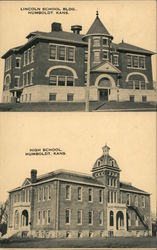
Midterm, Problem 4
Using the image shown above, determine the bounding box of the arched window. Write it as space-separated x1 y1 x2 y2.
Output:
126 72 148 90
97 160 101 167
4 74 11 90
116 211 124 230
110 211 114 226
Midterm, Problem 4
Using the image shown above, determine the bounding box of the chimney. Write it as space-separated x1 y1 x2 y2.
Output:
51 22 62 32
71 25 82 34
31 169 37 183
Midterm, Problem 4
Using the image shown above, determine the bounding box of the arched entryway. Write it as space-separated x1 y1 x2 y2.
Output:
116 211 124 230
21 210 29 227
95 74 116 101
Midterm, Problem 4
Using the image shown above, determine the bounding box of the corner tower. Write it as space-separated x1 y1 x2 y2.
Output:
84 11 114 66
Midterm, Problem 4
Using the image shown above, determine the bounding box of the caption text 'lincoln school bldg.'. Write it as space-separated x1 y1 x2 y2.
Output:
2 12 157 104
6 145 151 239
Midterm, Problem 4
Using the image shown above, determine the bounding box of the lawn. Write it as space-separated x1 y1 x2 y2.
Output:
0 236 156 248
0 101 156 112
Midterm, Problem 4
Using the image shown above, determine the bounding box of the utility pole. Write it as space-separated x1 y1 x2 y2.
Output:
85 37 91 112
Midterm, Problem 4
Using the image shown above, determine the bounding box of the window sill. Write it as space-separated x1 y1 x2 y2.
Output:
127 67 146 70
48 59 75 63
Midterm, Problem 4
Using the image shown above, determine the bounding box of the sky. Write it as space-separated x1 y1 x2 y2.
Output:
0 112 156 214
0 0 156 100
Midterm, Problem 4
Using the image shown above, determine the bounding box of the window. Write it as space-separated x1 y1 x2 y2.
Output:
114 192 117 203
49 44 75 62
77 210 82 224
29 93 31 101
128 80 134 89
59 46 66 60
48 186 51 200
141 81 146 90
31 46 35 62
42 210 47 225
49 93 56 101
50 45 57 60
65 209 70 224
78 187 82 201
67 76 74 86
58 76 65 86
67 47 74 61
129 95 135 102
38 188 41 201
47 210 51 224
43 186 47 200
135 80 140 89
30 70 34 84
102 38 108 46
99 211 103 225
93 37 100 47
127 55 132 67
85 74 87 83
14 77 20 87
65 185 71 200
139 57 145 68
133 56 138 68
127 194 130 205
5 56 12 71
88 211 93 225
142 196 145 208
111 191 113 203
49 75 57 85
99 190 103 203
113 55 118 66
142 96 147 102
135 214 138 226
102 50 108 60
128 212 131 226
97 160 101 167
93 51 100 62
25 94 27 102
67 93 74 101
85 51 88 62
110 211 114 226
15 58 21 68
88 188 93 202
37 210 41 225
135 195 138 207
127 54 146 69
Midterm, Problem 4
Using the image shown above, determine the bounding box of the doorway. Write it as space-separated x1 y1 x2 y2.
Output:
99 89 110 101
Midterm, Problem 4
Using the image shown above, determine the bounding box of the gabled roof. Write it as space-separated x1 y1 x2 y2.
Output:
1 45 23 59
91 61 121 74
86 13 112 37
118 41 154 55
120 182 149 195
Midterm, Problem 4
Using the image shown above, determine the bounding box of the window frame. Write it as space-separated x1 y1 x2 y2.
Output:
88 188 93 202
88 210 93 225
65 209 71 224
65 185 71 200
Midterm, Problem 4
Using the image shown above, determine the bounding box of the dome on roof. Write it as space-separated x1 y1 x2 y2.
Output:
92 144 119 172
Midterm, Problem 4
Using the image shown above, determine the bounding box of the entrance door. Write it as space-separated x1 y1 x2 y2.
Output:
99 89 109 101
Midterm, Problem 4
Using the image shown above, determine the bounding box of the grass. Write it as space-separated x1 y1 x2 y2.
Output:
0 101 156 112
0 236 156 248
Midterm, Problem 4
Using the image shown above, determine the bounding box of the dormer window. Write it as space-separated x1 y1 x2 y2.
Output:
97 160 101 167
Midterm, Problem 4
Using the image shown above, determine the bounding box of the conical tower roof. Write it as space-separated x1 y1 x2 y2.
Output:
85 11 112 38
